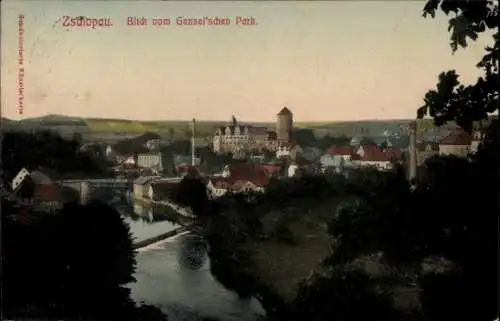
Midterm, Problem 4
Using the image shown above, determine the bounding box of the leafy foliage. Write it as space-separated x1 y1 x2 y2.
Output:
418 0 499 132
2 130 107 183
294 128 351 150
1 199 168 321
294 267 401 321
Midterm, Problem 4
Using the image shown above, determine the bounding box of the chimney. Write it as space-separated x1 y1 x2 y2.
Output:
408 121 417 182
191 118 196 166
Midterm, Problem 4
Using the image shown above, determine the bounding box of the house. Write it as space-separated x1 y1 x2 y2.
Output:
11 167 31 192
438 129 472 157
259 164 281 177
276 142 302 159
320 154 351 173
33 183 64 212
207 163 271 198
117 154 137 166
147 181 178 201
145 139 161 150
137 149 176 175
351 147 404 171
9 168 64 212
325 146 355 161
416 142 439 165
207 178 232 198
470 129 486 154
105 145 115 159
132 176 161 199
354 144 379 158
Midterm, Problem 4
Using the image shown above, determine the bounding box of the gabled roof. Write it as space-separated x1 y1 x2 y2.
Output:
439 129 472 146
277 107 292 116
326 146 354 156
149 181 178 198
353 147 404 162
215 163 271 188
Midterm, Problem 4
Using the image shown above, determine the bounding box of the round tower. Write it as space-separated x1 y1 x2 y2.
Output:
276 107 293 141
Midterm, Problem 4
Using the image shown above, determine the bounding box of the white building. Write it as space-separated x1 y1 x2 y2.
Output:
132 176 161 199
276 143 302 159
137 151 175 175
438 129 472 157
145 139 161 150
470 130 485 154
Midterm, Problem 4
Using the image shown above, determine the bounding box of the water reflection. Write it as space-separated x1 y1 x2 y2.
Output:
131 234 265 321
88 188 265 320
178 234 207 271
120 200 180 243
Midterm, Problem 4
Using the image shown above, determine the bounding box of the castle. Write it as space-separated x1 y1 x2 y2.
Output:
212 107 293 154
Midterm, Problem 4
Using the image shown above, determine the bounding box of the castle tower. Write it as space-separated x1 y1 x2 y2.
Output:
276 107 293 141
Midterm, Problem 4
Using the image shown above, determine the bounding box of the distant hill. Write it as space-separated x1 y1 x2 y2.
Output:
1 114 495 142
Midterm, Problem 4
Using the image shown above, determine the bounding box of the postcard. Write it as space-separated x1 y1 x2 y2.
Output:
1 1 496 321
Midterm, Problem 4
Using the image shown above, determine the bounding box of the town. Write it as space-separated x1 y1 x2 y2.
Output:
3 106 487 213
2 1 498 321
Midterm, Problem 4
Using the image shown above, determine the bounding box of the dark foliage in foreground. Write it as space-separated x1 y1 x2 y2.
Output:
1 130 108 183
1 200 168 321
418 0 498 132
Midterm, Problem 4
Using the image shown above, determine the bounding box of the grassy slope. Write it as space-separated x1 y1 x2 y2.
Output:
1 114 454 139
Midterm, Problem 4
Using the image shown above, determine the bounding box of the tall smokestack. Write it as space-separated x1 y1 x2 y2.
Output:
191 118 196 166
408 121 417 182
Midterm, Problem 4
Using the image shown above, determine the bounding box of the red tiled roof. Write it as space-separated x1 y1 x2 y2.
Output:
210 177 232 189
326 146 354 156
34 184 61 202
277 107 292 116
260 164 281 175
439 129 472 145
356 147 404 162
213 164 270 189
230 180 254 192
358 145 379 154
228 164 270 187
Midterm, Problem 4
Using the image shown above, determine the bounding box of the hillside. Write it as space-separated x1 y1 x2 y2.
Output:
2 114 488 142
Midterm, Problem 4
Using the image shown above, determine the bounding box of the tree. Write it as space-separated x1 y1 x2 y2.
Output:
294 128 317 147
313 3 500 320
1 131 106 184
418 0 499 132
174 174 209 217
294 267 401 321
1 199 168 321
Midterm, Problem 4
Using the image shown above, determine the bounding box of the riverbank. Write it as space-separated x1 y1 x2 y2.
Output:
132 226 188 250
132 195 195 219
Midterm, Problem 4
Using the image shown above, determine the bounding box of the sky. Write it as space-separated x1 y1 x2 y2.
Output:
0 0 494 122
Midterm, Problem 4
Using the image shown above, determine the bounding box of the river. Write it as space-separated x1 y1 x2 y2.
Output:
109 195 265 321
